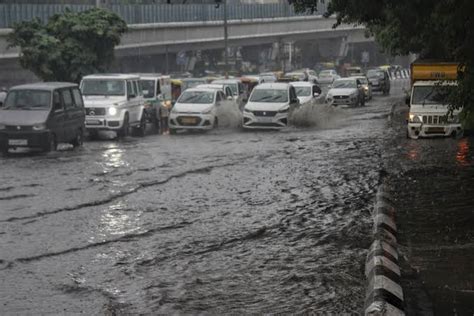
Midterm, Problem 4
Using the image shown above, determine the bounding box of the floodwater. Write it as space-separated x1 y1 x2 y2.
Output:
383 102 474 315
1 91 403 314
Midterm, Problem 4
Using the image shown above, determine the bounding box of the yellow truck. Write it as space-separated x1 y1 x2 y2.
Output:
406 61 463 139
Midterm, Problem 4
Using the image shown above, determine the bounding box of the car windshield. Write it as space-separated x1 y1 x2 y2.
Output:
319 71 333 76
178 90 214 104
412 85 454 105
357 78 368 84
3 90 51 110
333 80 356 89
81 79 125 96
183 80 206 91
249 89 288 102
295 86 312 96
140 80 156 98
367 70 384 78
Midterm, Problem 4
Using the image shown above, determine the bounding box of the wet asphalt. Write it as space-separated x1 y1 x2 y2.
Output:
1 90 404 314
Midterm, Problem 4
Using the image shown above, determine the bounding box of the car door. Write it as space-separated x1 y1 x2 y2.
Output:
71 87 86 138
134 80 144 123
50 90 65 142
126 80 139 124
60 88 76 141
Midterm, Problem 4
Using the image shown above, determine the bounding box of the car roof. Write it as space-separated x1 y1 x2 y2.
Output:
82 73 140 80
335 78 356 82
195 84 225 90
10 82 78 91
212 79 240 84
290 81 313 87
349 75 367 79
254 82 290 90
184 88 217 93
138 73 170 80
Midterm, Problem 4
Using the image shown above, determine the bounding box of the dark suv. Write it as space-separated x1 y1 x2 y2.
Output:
367 68 390 95
0 82 85 154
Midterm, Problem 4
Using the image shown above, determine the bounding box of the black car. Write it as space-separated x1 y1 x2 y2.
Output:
367 68 391 95
0 82 85 154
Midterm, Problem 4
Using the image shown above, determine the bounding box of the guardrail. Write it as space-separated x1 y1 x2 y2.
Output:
0 2 328 28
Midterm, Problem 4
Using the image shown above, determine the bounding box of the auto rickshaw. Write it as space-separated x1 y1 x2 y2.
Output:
241 76 263 102
171 79 182 104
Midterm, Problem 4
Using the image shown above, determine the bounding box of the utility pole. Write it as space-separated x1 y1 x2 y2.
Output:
223 0 229 78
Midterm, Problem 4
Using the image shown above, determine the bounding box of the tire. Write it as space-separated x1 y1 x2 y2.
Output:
360 96 365 107
117 114 129 138
71 128 84 148
88 129 98 140
43 134 57 153
213 117 218 129
1 146 8 156
132 113 146 137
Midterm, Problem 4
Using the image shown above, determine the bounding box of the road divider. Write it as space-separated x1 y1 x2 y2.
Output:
364 183 405 315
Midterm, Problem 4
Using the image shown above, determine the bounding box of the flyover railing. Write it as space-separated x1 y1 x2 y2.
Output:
0 2 329 28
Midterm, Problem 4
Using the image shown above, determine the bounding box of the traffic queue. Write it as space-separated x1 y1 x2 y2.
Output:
0 66 396 155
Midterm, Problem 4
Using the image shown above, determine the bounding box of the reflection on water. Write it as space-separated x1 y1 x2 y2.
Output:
406 143 420 161
101 144 129 170
456 138 470 166
98 202 142 237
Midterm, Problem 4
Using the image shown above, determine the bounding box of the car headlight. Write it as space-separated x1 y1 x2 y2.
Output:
364 86 369 92
408 113 422 123
278 107 289 113
32 123 47 131
448 114 460 124
108 107 118 116
243 108 252 113
201 108 212 115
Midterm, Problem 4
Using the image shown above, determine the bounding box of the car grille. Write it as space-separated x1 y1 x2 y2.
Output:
5 125 33 131
252 111 277 117
86 107 106 116
422 115 446 125
334 95 349 99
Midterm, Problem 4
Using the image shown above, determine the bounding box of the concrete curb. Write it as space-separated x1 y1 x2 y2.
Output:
364 183 405 315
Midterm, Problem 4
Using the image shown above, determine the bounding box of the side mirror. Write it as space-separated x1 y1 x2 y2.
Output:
158 94 164 101
405 96 411 107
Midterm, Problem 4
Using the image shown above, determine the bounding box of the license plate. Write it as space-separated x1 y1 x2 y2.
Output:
427 127 445 133
9 139 27 146
86 120 102 125
257 116 274 123
181 117 197 124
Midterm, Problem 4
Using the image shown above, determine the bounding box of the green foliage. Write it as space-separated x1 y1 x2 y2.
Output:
7 8 127 83
291 0 474 126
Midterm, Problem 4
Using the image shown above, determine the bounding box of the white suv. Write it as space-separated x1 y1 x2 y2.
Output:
243 83 300 129
80 74 146 138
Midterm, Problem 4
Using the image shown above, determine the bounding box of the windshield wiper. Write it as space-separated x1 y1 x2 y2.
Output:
422 87 436 107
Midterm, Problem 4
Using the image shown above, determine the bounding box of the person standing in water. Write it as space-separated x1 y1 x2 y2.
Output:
159 100 171 134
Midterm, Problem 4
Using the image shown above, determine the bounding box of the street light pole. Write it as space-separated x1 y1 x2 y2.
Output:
223 0 229 78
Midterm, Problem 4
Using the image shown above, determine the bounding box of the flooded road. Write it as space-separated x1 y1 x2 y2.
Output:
1 93 401 314
384 103 474 315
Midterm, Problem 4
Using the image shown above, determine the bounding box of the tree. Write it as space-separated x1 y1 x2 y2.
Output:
7 8 127 83
289 0 474 125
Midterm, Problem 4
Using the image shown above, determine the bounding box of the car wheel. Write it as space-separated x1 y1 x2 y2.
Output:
88 129 98 140
71 128 84 148
132 113 146 137
117 114 129 138
1 146 8 156
213 117 218 129
44 134 57 153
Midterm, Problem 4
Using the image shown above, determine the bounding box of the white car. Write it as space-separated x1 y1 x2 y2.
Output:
318 69 340 85
291 81 322 105
243 83 300 129
169 88 224 133
80 74 146 138
195 84 234 101
326 78 365 107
